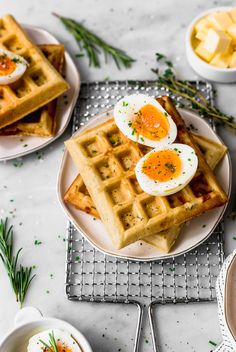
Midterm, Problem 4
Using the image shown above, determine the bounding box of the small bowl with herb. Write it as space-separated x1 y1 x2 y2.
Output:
0 306 93 352
186 7 236 82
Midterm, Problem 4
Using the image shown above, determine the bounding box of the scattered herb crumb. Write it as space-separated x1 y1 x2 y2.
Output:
209 340 217 347
75 256 80 261
169 268 175 272
75 53 84 58
46 290 50 294
13 162 23 167
233 236 236 240
34 240 42 245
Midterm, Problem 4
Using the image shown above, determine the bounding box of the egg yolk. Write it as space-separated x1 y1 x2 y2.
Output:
0 55 16 76
132 104 169 141
142 150 182 182
43 344 72 352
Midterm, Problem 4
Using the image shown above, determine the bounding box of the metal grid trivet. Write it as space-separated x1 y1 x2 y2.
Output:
65 80 225 352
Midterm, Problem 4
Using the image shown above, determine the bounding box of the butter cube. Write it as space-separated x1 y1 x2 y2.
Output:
208 12 233 30
229 7 236 22
210 52 231 68
195 18 211 32
195 28 208 41
195 42 214 62
229 52 236 68
204 28 232 54
227 23 236 43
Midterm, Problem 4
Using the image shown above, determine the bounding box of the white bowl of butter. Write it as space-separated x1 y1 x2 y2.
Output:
186 7 236 82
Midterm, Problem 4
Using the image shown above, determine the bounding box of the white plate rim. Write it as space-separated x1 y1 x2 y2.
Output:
0 24 80 161
57 108 232 261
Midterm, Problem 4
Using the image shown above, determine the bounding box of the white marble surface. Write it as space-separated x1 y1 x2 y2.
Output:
0 0 236 351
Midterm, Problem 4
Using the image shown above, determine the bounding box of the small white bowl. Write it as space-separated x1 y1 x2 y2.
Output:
0 307 93 352
186 7 236 83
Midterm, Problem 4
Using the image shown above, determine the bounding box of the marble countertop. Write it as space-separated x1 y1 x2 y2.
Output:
0 0 236 351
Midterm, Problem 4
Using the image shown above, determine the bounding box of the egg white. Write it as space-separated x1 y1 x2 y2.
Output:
0 48 28 85
135 143 198 196
27 329 82 352
114 94 177 148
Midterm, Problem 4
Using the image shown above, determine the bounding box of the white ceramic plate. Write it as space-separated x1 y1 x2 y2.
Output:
57 108 231 261
0 24 80 161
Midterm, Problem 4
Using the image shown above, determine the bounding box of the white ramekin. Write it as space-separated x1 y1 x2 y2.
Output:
0 307 93 352
186 7 236 83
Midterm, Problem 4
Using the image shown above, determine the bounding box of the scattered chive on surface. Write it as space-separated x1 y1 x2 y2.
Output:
53 13 135 69
152 53 236 132
0 218 35 308
209 340 217 347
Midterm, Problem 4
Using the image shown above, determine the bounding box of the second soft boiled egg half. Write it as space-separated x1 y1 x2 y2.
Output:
0 48 28 85
135 143 198 196
114 94 177 148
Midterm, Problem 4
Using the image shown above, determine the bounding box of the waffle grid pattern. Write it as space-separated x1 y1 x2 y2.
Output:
0 15 68 128
66 80 224 304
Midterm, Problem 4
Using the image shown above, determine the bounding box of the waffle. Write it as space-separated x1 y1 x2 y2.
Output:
64 133 226 252
0 15 69 129
65 96 228 249
0 44 65 136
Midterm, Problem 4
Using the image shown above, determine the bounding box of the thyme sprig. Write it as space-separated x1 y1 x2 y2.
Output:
0 219 35 308
152 53 236 132
39 331 59 352
53 13 135 69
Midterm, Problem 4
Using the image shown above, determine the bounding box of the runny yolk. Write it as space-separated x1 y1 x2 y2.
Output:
142 150 182 182
0 55 16 76
44 344 73 352
132 104 169 140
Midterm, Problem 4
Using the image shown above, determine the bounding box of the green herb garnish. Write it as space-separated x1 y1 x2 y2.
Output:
40 331 59 352
34 240 42 245
53 13 135 69
209 340 217 347
0 218 35 307
152 53 236 132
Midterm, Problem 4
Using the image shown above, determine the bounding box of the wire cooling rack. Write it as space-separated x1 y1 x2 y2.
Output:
65 80 225 352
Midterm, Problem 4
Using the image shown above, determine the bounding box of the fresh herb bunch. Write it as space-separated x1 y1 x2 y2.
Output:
39 331 59 352
53 13 135 69
152 53 236 132
0 219 35 308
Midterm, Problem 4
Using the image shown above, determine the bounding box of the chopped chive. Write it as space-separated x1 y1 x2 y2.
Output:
209 340 217 347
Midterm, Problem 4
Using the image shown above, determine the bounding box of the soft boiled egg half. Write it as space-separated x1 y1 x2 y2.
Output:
135 143 198 196
27 329 82 352
0 48 28 85
114 94 177 148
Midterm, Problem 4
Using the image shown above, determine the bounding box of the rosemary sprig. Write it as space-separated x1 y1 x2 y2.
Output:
53 13 135 69
152 53 236 132
40 331 59 352
0 219 35 308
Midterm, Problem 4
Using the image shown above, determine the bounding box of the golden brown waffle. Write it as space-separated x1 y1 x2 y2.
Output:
65 96 228 249
64 132 226 252
0 15 69 129
0 44 65 136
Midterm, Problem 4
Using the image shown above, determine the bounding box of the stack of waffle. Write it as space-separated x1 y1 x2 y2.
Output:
0 15 69 137
64 96 228 253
